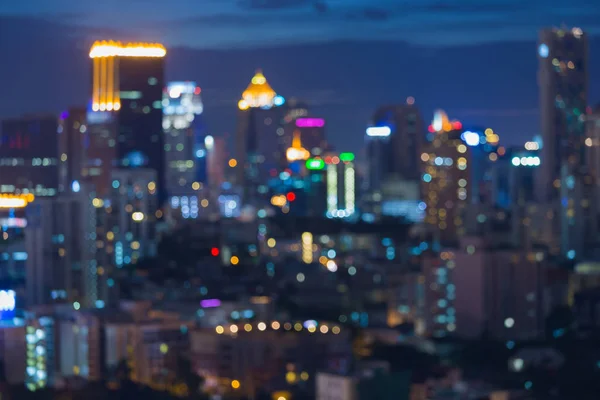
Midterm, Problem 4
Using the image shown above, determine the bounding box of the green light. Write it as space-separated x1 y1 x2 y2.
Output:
306 158 325 170
339 152 355 162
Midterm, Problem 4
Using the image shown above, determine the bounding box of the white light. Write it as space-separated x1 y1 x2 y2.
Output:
504 317 515 328
204 135 214 149
538 43 549 58
512 358 524 372
462 131 480 146
511 157 521 166
0 290 16 312
366 126 391 137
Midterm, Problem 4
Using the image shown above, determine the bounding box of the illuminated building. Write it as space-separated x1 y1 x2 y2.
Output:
25 191 95 307
56 311 102 381
422 250 456 337
163 81 204 197
58 108 87 194
286 130 310 163
324 153 356 219
294 117 327 156
538 27 588 201
0 115 59 197
25 317 55 391
235 70 286 204
421 110 469 243
87 40 166 204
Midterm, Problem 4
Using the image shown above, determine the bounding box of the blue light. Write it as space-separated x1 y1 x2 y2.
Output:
423 174 432 183
95 300 105 309
567 249 576 260
506 340 515 349
124 151 146 168
538 43 549 58
112 180 120 189
195 149 206 158
71 180 81 193
461 131 480 146
418 202 426 211
273 95 285 106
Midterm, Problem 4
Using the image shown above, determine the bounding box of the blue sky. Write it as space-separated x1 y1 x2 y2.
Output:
2 0 600 48
1 1 599 153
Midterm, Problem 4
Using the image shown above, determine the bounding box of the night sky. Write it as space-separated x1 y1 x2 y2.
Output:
1 0 600 155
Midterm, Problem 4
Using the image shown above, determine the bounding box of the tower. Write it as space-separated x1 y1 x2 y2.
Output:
235 70 286 205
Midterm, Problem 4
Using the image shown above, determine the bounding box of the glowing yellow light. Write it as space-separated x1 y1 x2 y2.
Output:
294 323 302 331
457 144 467 153
300 372 309 381
286 372 297 384
302 232 313 264
0 194 35 209
215 326 224 334
271 321 280 330
92 198 104 208
319 256 328 265
231 380 240 389
320 325 329 334
267 238 276 248
244 323 252 332
159 343 168 354
228 159 238 168
201 199 209 207
485 128 493 135
192 182 200 190
585 138 593 147
89 40 167 58
131 241 140 250
271 195 287 207
230 256 240 265
240 70 278 109
257 322 266 331
106 232 114 241
230 325 239 333
147 181 156 191
132 212 144 222
286 130 310 162
332 326 341 334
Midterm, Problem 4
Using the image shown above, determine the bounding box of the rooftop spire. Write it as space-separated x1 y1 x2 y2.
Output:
238 70 284 110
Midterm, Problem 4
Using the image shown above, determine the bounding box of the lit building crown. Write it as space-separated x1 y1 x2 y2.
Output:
286 130 310 162
428 109 462 133
238 70 284 110
89 40 167 58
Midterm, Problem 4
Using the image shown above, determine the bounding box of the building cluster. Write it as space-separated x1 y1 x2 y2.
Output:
0 27 598 399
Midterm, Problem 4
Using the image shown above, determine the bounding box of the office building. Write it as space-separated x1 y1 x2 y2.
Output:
163 81 204 197
324 153 356 219
0 115 59 197
295 117 327 156
421 110 469 243
235 70 286 204
88 40 166 203
58 108 87 194
538 27 588 201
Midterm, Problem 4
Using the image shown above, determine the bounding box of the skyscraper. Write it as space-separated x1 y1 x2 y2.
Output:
369 100 425 183
421 110 469 243
88 40 166 203
538 27 588 201
235 70 286 204
162 81 204 197
58 108 87 194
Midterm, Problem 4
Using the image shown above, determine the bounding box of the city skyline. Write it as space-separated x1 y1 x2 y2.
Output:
1 13 600 154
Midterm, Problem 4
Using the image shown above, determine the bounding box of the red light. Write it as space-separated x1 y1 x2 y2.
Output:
428 125 435 133
324 156 332 164
194 87 201 95
286 192 296 202
210 247 219 256
453 121 463 130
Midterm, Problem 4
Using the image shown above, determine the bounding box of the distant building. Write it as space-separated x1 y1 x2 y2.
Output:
58 108 87 194
0 115 59 197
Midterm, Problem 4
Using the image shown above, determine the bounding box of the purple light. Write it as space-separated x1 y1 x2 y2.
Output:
296 118 325 128
60 111 69 120
200 299 221 308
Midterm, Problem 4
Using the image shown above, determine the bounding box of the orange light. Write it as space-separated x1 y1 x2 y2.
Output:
0 194 35 209
89 40 167 58
228 159 238 168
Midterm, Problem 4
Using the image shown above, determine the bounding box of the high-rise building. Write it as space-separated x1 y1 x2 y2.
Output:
324 153 356 219
0 115 59 197
88 40 166 203
294 117 327 156
421 110 469 243
235 70 286 204
538 27 588 201
162 81 204 197
369 100 425 184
